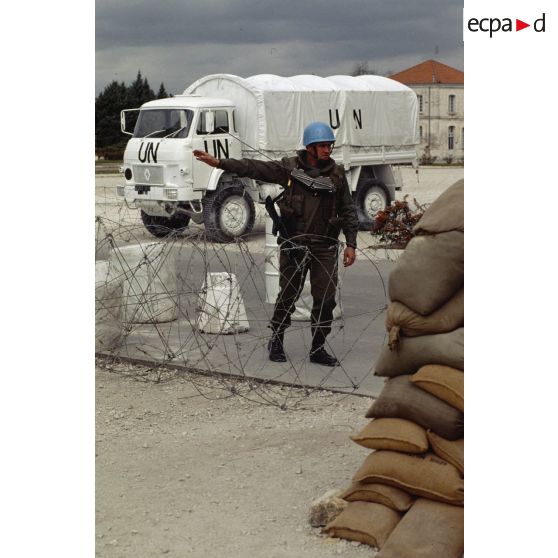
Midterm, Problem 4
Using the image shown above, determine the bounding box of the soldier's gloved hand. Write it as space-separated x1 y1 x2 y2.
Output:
193 150 220 167
343 247 356 267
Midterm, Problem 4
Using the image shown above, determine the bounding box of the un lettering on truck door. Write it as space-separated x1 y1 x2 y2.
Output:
203 138 230 159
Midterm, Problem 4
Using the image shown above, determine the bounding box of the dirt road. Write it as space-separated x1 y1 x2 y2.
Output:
96 361 379 557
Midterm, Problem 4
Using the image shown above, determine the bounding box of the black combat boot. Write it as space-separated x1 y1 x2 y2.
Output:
268 333 286 362
309 346 339 367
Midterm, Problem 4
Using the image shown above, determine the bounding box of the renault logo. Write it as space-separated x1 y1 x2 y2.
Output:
144 168 151 181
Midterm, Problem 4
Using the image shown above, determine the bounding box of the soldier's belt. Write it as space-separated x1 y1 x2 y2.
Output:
290 169 335 193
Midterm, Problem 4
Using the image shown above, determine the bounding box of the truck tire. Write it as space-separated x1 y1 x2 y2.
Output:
355 180 389 231
203 185 256 243
140 210 191 238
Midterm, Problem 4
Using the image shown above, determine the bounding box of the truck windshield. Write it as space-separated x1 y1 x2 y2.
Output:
133 109 194 139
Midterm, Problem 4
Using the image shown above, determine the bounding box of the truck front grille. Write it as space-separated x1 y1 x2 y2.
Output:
132 165 164 186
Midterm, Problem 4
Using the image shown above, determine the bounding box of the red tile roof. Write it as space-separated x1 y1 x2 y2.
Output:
390 59 464 85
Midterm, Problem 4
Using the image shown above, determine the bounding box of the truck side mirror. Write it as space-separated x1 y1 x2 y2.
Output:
120 109 139 136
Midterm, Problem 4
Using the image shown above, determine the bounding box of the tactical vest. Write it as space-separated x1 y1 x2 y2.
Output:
277 156 345 242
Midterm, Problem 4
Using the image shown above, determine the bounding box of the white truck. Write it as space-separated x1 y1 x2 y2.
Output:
118 74 419 241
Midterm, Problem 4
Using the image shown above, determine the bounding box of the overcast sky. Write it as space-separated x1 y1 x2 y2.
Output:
95 0 463 96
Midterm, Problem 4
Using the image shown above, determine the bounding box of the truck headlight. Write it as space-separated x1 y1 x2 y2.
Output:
124 168 133 180
164 188 178 200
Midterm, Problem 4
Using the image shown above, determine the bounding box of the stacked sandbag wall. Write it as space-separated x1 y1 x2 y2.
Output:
321 180 465 556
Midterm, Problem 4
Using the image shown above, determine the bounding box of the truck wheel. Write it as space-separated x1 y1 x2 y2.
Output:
203 186 256 243
140 210 191 238
355 180 388 231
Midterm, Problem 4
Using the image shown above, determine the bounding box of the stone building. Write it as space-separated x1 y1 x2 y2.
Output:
390 60 464 164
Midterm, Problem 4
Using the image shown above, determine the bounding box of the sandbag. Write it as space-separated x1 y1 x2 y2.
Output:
350 418 428 454
376 498 464 558
427 432 464 476
411 364 464 412
365 375 464 441
353 451 464 506
374 328 464 378
339 482 415 512
386 289 464 350
388 231 464 316
323 501 401 549
413 179 464 235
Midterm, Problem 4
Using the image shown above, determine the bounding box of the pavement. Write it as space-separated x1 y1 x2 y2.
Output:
96 165 463 399
98 236 400 398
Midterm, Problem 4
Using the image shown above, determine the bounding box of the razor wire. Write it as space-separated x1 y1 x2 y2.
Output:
95 178 396 410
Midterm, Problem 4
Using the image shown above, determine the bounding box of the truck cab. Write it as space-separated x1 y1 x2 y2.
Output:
119 96 254 241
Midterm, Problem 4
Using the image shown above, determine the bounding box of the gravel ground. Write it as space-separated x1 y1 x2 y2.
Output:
96 360 378 557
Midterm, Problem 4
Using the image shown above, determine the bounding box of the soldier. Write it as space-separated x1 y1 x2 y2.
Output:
193 122 358 366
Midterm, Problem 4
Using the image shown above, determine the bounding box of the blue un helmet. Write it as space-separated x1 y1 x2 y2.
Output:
302 122 335 147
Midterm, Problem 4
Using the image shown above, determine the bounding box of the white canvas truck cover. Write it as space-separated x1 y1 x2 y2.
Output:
184 74 419 162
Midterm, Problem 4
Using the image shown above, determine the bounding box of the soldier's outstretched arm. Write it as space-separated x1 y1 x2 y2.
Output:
194 151 290 188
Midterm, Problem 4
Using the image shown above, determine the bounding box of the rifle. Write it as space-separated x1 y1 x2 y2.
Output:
265 194 302 264
265 194 290 242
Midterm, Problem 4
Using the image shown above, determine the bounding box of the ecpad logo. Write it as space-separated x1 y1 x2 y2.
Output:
468 13 546 37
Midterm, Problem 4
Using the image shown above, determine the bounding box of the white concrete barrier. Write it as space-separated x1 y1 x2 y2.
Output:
95 260 123 351
196 272 249 334
108 242 178 324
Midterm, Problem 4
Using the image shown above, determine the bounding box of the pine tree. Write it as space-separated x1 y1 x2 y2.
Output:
95 71 161 151
127 70 155 108
157 83 169 99
95 80 128 148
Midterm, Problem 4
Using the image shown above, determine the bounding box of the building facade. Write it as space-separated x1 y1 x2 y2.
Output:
390 60 464 164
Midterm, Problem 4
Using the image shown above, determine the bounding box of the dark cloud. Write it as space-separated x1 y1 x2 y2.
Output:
95 0 463 95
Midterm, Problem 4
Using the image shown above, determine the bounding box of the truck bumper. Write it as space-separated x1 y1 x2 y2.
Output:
119 185 203 217
121 184 202 203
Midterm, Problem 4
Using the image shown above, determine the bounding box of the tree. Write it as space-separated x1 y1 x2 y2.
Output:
350 61 378 76
157 82 169 99
95 71 160 150
126 70 155 108
95 80 128 148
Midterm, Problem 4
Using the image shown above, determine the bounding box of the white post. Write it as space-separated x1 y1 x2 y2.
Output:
264 212 280 304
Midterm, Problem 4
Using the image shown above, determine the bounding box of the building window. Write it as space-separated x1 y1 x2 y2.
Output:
448 126 455 150
417 94 423 113
419 125 423 141
461 128 464 149
448 94 456 114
